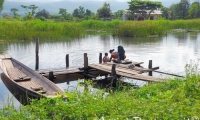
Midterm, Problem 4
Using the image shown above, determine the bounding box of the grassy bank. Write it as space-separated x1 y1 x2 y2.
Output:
0 60 200 119
1 19 200 41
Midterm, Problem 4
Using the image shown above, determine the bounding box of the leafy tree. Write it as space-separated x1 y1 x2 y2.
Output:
72 8 79 18
0 0 5 13
35 9 50 19
114 10 123 19
170 1 189 19
78 6 85 18
188 2 200 18
10 8 19 16
97 2 112 18
161 7 170 19
85 9 92 16
128 0 163 19
21 4 38 16
59 8 67 19
73 6 92 19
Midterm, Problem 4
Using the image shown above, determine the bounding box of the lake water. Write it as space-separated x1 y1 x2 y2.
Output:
0 32 200 107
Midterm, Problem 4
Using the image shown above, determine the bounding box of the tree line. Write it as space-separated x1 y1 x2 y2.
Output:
0 0 200 21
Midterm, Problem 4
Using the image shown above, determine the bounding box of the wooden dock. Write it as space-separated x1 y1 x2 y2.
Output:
36 61 162 82
88 62 161 82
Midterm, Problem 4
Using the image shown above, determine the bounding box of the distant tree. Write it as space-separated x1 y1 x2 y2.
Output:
114 10 123 19
188 2 200 18
0 0 5 13
161 7 170 19
59 8 67 19
97 2 112 18
21 4 38 16
78 6 85 18
72 8 79 18
73 6 92 19
128 0 163 19
170 1 189 19
72 6 87 18
51 14 61 19
10 8 19 16
35 9 50 19
85 9 92 16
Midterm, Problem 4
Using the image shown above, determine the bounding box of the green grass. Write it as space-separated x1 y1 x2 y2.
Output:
0 60 200 119
1 19 200 41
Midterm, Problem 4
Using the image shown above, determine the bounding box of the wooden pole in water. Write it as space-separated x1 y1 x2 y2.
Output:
99 53 102 64
35 38 39 70
49 71 54 81
66 54 69 68
148 60 152 76
84 53 88 69
111 64 116 76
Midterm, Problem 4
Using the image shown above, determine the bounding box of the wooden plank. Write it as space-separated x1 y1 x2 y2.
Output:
89 64 141 75
18 80 43 91
3 59 14 69
4 54 11 59
0 55 5 59
88 64 162 82
38 68 83 76
104 63 159 73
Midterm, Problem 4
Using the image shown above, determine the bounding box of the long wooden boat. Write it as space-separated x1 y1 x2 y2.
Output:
0 54 65 105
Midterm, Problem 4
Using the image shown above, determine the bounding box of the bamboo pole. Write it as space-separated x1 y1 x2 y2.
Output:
66 54 69 68
35 38 39 70
148 60 152 76
99 53 102 64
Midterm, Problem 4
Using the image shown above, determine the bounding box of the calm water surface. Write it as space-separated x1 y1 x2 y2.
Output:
0 32 199 107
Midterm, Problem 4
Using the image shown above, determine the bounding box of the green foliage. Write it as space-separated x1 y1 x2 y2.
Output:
35 9 50 19
0 20 84 41
113 20 170 37
188 2 200 19
21 4 38 17
114 10 123 19
72 6 85 18
1 63 200 119
169 1 190 20
1 19 200 40
161 7 171 19
72 6 93 19
114 19 200 37
97 2 112 18
59 8 67 19
128 0 163 19
10 8 19 17
0 0 5 13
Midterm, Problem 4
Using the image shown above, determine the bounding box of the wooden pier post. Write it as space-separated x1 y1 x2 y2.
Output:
148 60 152 76
99 53 102 64
111 64 116 77
84 53 88 69
35 38 39 70
49 71 54 81
66 54 69 68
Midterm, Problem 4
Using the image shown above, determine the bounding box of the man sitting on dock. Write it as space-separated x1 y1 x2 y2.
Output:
109 46 126 63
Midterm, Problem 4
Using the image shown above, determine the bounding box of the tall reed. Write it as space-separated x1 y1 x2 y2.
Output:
0 20 84 41
1 19 200 41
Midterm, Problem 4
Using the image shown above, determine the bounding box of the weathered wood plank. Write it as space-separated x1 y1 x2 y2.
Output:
103 63 159 73
88 64 162 82
37 68 83 76
89 64 141 74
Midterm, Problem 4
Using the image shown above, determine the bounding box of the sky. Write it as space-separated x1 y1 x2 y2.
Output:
6 0 174 3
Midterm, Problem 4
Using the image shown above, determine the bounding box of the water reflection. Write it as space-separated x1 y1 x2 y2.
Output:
0 32 200 105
